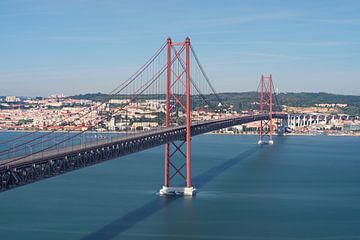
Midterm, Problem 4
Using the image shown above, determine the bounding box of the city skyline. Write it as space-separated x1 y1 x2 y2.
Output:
1 0 359 96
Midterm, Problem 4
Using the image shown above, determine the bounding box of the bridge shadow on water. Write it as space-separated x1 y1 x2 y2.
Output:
82 146 259 240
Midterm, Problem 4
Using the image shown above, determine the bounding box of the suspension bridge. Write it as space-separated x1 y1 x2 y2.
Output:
0 37 287 195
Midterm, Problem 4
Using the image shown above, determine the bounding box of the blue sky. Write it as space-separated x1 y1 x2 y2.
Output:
0 0 359 96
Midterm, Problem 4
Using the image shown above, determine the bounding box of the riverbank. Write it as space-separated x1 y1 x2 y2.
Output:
206 132 360 137
0 129 133 134
1 129 359 137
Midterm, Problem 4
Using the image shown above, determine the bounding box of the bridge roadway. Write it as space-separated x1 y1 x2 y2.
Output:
0 113 287 192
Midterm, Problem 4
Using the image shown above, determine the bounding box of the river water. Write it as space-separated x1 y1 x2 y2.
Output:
1 133 360 239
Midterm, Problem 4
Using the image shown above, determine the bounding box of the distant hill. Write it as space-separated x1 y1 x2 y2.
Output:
70 92 360 115
277 92 360 115
71 92 109 102
276 92 360 107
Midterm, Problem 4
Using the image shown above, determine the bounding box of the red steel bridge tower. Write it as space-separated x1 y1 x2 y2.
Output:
258 74 274 145
160 37 196 196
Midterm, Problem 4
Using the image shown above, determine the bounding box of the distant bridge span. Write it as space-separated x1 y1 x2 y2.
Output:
0 113 286 192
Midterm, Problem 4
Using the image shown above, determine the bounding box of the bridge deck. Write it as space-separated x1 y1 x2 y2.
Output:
0 126 181 168
0 113 287 191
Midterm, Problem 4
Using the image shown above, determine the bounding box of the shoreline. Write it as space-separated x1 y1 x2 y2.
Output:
0 130 133 134
206 132 360 137
1 129 359 137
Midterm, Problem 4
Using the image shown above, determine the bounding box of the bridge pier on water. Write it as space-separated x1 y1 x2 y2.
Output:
159 37 196 196
258 74 274 145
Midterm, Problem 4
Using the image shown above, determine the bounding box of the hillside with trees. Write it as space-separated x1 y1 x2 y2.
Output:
71 92 360 115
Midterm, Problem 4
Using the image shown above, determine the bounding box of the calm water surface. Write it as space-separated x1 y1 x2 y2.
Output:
1 134 360 239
